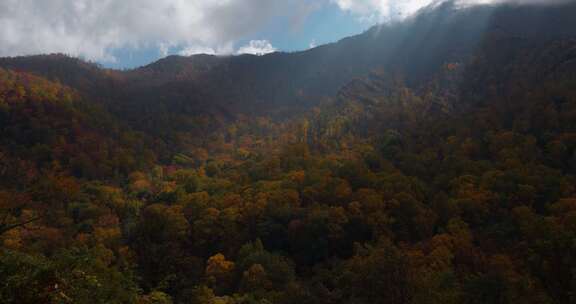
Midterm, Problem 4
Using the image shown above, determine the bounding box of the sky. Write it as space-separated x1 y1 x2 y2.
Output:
0 0 565 69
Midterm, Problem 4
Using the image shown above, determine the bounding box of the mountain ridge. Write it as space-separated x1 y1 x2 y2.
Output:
3 1 576 120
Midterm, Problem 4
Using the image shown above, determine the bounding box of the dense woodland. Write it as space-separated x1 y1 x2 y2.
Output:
1 2 576 304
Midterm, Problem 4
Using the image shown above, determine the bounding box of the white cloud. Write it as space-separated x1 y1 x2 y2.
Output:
309 39 317 49
179 45 217 56
331 0 436 22
331 0 571 22
0 0 317 62
159 43 170 57
236 40 276 56
179 42 237 56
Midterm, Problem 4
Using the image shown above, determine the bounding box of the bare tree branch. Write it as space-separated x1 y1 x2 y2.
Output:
0 216 42 236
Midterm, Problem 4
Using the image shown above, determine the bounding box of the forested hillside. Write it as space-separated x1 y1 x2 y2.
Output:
0 1 576 303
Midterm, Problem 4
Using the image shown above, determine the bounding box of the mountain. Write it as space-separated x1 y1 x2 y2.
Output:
1 2 574 132
3 2 575 118
1 1 576 304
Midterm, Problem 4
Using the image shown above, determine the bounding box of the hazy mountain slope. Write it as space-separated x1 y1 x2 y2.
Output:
1 1 575 121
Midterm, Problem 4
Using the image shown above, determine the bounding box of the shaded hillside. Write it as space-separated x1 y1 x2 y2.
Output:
0 68 156 181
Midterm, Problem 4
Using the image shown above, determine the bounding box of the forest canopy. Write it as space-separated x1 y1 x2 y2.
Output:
1 1 576 304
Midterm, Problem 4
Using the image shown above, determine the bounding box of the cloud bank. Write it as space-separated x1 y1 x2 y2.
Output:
331 0 434 22
237 40 277 55
0 0 315 61
331 0 572 22
178 40 276 56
